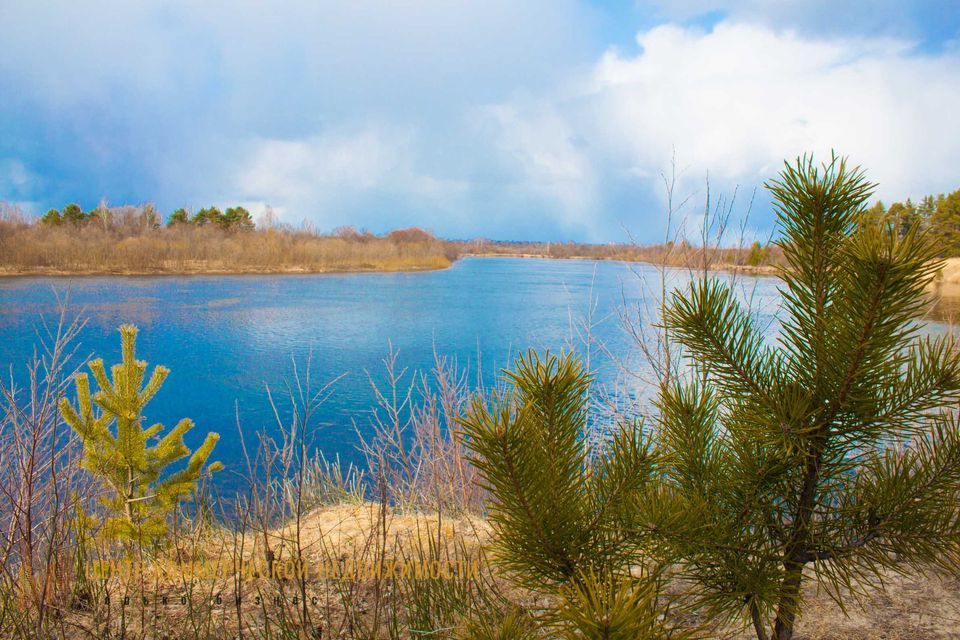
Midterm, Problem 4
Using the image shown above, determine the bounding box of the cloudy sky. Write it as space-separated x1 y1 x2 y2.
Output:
1 1 958 242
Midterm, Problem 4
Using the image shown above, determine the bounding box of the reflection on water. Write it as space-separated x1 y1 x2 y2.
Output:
0 258 949 478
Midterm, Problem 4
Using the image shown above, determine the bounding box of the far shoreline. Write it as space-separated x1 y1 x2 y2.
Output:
0 262 453 279
0 253 783 279
6 256 958 288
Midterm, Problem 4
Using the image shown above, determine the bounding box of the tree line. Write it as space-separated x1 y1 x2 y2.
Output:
863 187 960 255
40 202 255 231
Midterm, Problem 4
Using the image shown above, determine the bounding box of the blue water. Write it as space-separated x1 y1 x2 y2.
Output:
0 256 879 479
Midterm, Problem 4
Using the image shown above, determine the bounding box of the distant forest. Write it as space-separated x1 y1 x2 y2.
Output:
861 188 960 255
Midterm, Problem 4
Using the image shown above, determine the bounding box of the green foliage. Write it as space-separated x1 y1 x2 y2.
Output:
191 206 221 226
59 325 222 545
649 154 960 639
463 155 960 640
460 352 688 639
168 208 189 226
864 188 960 254
223 205 254 230
930 190 960 255
40 208 62 226
459 606 538 640
62 202 86 225
745 241 770 267
188 205 254 230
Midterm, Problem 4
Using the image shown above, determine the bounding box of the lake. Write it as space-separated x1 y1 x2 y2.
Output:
0 257 947 478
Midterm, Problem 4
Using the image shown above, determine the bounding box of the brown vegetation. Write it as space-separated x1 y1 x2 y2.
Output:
0 207 455 275
0 202 785 277
3 304 956 639
455 237 783 272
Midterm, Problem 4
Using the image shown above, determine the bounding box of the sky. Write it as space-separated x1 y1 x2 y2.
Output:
1 1 959 242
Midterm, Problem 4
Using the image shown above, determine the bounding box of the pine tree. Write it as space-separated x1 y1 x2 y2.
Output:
59 325 223 545
39 208 62 226
191 206 222 227
651 154 960 639
459 352 690 639
62 203 86 226
223 206 255 230
930 189 960 256
462 154 960 640
745 241 770 267
887 198 919 239
168 208 189 226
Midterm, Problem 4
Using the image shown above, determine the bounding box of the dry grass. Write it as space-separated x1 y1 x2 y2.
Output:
456 238 782 271
4 316 956 640
1 194 955 638
0 202 784 277
728 569 960 640
0 216 455 276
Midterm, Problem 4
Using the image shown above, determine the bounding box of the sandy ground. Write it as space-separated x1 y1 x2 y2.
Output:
262 504 960 639
737 570 960 639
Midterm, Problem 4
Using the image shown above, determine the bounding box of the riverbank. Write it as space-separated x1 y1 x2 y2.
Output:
0 221 456 276
0 259 452 278
1 214 785 277
53 500 960 640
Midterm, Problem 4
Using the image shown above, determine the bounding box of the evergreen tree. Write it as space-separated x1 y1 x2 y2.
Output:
745 241 770 267
223 206 255 230
930 189 960 256
168 208 189 226
463 155 960 640
40 208 62 226
652 155 960 639
886 199 920 239
191 206 222 226
917 194 937 229
62 202 86 225
460 352 688 639
59 325 222 545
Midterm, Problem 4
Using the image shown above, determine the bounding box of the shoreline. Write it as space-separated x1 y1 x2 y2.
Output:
0 254 781 278
0 262 453 278
4 255 956 285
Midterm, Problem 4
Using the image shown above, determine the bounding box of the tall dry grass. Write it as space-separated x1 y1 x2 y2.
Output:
0 308 508 639
455 238 781 271
0 200 781 277
0 210 456 275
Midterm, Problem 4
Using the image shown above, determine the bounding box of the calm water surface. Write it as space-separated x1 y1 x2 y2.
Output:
0 257 944 478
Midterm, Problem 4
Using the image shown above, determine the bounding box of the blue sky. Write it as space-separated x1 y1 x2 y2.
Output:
1 1 958 242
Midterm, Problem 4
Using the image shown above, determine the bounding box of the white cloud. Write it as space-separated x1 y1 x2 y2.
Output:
235 124 470 228
481 21 960 236
2 2 959 240
478 103 598 231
